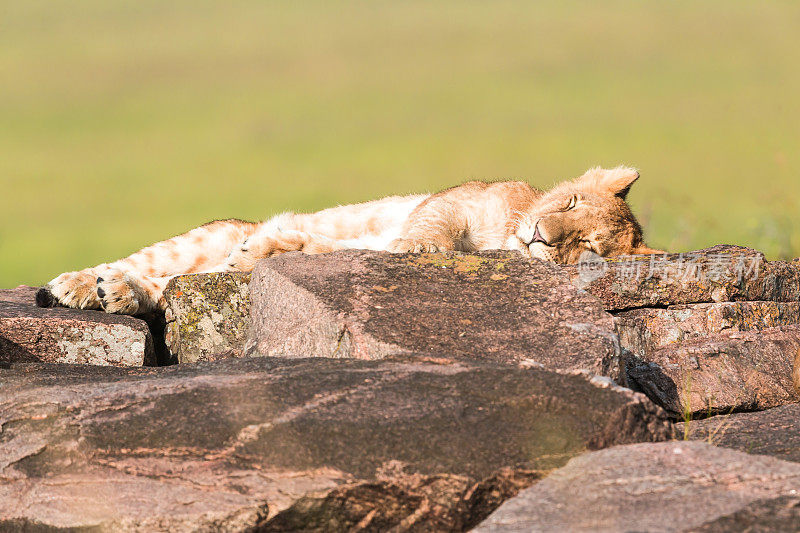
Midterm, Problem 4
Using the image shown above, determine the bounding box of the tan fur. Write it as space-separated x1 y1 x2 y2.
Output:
45 167 661 315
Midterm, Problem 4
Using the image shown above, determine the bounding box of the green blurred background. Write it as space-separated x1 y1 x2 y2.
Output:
1 0 798 287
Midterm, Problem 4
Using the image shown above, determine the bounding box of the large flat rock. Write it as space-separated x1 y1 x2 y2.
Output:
0 286 156 366
163 272 251 363
568 245 800 311
247 250 620 376
615 301 800 358
623 326 800 417
676 403 800 463
0 355 672 531
475 441 800 532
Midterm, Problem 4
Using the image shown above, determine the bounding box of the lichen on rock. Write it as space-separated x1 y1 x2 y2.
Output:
163 272 251 364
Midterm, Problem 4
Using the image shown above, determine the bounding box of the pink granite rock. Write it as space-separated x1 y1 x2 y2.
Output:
567 245 800 311
247 250 621 377
623 325 800 416
0 356 672 531
1 286 155 366
476 441 800 532
615 301 800 358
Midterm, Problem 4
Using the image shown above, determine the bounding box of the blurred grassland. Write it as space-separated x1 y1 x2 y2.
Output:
1 0 799 286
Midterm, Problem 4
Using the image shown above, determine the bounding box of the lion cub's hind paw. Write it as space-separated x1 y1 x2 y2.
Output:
45 269 103 310
96 270 143 315
44 268 144 314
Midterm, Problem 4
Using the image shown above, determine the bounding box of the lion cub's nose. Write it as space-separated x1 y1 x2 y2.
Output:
519 222 551 247
531 223 550 245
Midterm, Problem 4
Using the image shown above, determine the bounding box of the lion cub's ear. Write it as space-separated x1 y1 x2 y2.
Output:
576 166 640 200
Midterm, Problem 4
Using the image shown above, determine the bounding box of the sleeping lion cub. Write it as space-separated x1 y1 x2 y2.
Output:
41 166 662 315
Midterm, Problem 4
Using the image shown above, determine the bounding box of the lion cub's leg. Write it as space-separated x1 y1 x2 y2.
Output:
389 181 528 253
388 197 465 253
223 224 345 271
44 219 256 314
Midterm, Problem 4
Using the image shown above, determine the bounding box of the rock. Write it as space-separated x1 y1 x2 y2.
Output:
567 245 800 311
0 286 156 367
475 441 800 532
0 286 47 306
623 326 800 417
614 301 800 358
247 250 620 377
0 355 673 531
163 273 251 364
257 468 542 533
676 403 800 464
689 495 800 532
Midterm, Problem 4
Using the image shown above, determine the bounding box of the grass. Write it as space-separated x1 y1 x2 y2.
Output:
1 0 799 287
680 371 736 444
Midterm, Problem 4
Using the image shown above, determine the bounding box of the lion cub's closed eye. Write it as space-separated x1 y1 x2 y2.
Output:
565 195 580 210
43 166 661 315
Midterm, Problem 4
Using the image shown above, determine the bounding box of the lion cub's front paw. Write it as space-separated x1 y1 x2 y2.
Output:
225 243 262 272
388 238 447 253
46 269 103 310
225 230 311 271
96 270 145 315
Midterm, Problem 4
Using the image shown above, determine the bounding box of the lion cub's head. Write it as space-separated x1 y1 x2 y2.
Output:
514 166 662 264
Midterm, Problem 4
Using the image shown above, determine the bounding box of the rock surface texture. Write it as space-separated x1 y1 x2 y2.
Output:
573 245 800 418
614 301 800 358
623 325 800 416
247 250 620 376
676 403 800 463
0 286 155 366
689 495 800 532
0 356 672 531
568 245 800 310
163 272 251 363
475 441 800 532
